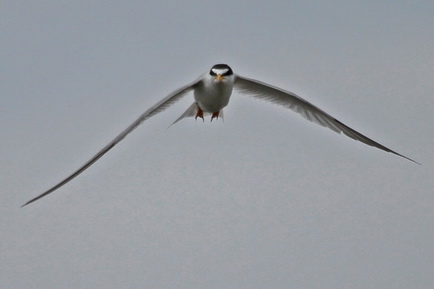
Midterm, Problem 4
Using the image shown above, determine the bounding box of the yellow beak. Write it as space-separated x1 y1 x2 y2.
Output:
216 74 224 82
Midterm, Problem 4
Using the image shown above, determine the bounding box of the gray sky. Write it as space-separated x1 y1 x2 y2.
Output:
1 1 434 288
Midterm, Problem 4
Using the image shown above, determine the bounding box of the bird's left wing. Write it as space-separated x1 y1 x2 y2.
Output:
22 78 202 207
234 74 419 164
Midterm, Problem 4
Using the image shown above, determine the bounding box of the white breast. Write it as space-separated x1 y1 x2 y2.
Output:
194 74 235 113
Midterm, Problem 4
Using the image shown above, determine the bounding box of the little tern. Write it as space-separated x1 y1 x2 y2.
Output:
21 64 419 207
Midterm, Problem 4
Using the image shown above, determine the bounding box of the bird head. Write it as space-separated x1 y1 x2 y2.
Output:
209 64 233 83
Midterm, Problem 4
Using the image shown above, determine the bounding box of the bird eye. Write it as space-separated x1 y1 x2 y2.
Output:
222 68 233 76
210 69 217 76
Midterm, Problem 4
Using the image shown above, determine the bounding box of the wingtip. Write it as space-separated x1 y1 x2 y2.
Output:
21 194 43 208
395 152 421 166
21 201 30 208
21 198 37 207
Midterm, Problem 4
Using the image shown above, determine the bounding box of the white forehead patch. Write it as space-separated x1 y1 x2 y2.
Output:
211 68 229 75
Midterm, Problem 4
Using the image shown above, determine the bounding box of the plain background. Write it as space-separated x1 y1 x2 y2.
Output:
1 1 433 288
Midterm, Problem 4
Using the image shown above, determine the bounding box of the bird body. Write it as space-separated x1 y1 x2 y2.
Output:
194 71 233 114
21 64 419 207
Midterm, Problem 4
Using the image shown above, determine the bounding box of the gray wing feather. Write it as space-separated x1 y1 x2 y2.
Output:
234 75 419 164
22 78 201 207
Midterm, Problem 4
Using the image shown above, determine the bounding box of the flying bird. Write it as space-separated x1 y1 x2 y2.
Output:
22 64 419 207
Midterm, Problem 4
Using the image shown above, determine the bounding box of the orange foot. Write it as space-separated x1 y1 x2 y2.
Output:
195 106 204 121
211 111 220 122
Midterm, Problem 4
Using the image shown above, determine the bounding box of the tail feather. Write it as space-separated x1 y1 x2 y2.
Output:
170 103 198 126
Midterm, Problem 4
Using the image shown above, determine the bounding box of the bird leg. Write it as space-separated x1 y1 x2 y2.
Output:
195 106 204 121
211 111 220 122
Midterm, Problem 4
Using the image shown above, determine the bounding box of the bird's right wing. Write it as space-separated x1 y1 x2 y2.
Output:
22 77 202 207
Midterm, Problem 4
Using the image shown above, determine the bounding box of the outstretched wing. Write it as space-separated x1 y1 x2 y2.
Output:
234 74 419 164
22 78 201 207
